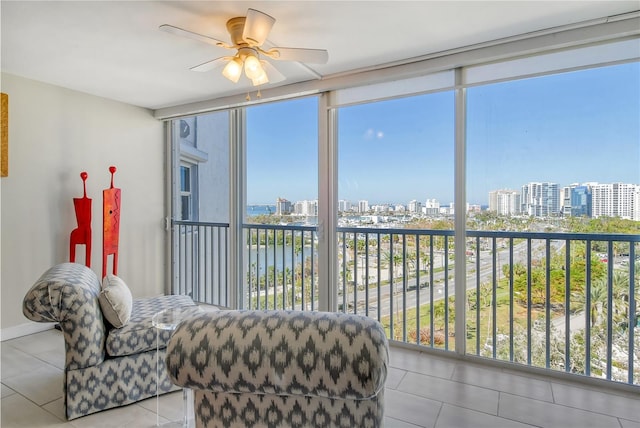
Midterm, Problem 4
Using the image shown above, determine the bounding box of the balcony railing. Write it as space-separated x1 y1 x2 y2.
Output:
172 221 229 306
244 223 318 311
172 219 639 387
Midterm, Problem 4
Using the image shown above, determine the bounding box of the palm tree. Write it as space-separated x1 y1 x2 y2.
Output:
382 248 404 325
575 271 629 328
589 277 608 327
382 250 404 279
611 270 630 326
406 252 417 278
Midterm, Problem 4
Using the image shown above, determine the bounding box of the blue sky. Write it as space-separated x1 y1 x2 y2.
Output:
247 62 639 206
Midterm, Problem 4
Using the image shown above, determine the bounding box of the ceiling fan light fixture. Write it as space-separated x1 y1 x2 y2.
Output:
161 8 328 89
242 9 275 46
251 68 269 86
244 53 264 80
222 56 243 83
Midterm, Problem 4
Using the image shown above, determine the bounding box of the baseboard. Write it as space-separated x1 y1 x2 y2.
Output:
0 321 55 341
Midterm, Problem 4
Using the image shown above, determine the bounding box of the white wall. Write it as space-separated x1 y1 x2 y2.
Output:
1 73 166 339
192 112 230 223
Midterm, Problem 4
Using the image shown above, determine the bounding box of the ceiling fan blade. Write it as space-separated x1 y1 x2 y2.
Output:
261 61 286 84
268 47 328 64
190 57 230 72
159 24 229 48
242 8 275 46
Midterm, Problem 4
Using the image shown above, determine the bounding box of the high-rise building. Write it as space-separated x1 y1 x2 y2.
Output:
372 204 390 213
358 200 369 213
275 198 292 215
560 184 592 217
424 198 440 215
634 186 640 222
560 185 574 216
338 200 352 212
521 182 560 217
294 200 318 216
570 185 592 217
592 182 639 220
488 189 521 215
408 200 422 213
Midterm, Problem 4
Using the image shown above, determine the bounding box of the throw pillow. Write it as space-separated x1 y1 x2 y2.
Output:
99 274 133 328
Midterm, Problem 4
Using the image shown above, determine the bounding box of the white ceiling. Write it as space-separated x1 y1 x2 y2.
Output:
2 1 638 111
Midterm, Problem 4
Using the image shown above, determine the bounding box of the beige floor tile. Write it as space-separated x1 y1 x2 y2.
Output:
6 329 64 355
1 346 52 380
620 418 640 428
398 371 499 415
67 402 159 428
1 382 16 398
137 389 192 424
1 393 70 428
2 329 65 371
386 366 408 389
33 352 65 371
33 348 66 370
451 362 553 402
385 415 423 427
384 388 441 428
44 395 193 428
389 346 457 379
1 329 637 428
2 363 64 406
435 403 535 428
42 398 66 421
551 382 640 422
499 392 622 427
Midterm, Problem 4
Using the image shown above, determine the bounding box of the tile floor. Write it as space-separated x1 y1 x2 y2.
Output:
1 329 639 427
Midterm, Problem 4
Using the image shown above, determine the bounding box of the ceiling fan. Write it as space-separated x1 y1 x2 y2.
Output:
160 8 329 87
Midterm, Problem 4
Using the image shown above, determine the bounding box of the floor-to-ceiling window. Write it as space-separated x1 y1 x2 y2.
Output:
466 60 640 382
167 33 639 387
171 111 230 305
244 97 319 310
335 86 456 347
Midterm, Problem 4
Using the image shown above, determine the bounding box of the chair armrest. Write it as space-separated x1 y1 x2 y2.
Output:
23 263 106 369
166 310 389 400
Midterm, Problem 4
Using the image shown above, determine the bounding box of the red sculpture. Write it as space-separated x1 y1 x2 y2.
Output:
102 166 121 278
70 171 92 267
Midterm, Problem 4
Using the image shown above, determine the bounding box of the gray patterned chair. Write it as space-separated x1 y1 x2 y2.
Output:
22 262 195 420
166 310 389 428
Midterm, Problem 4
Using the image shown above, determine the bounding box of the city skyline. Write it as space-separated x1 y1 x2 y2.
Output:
247 62 639 205
249 178 640 211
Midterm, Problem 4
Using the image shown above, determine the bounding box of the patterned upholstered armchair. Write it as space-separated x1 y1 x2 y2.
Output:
166 310 389 428
22 262 195 420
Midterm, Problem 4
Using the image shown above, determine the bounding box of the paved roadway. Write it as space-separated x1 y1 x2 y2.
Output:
342 239 566 318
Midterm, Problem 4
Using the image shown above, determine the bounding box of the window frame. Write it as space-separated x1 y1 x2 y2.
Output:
166 29 640 355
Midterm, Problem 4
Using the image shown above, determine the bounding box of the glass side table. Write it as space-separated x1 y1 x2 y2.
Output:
152 305 202 427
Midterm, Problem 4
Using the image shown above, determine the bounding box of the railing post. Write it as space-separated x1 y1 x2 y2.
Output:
454 67 467 356
229 108 245 310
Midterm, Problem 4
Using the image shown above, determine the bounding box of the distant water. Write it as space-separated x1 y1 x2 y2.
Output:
247 205 277 217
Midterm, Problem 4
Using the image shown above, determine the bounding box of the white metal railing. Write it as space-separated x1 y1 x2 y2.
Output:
172 220 639 386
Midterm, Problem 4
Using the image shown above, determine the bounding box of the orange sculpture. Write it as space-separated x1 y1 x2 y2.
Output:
69 172 92 267
102 166 121 278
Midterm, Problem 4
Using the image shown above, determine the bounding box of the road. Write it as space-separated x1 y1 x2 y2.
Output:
341 239 566 319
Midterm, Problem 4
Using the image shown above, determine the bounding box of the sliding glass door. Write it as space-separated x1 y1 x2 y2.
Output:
166 35 639 388
336 91 456 347
170 111 230 305
465 61 640 382
244 97 319 310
